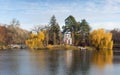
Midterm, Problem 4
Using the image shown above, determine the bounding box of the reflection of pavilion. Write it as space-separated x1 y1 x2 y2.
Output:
65 50 92 75
65 50 73 68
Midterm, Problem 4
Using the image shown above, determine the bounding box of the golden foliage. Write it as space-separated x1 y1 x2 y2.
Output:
90 29 113 50
26 31 45 49
46 45 53 49
38 32 45 41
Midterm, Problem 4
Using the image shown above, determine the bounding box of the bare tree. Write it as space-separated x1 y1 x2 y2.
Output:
10 19 20 27
32 25 45 34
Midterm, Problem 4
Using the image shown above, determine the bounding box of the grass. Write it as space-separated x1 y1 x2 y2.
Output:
0 44 95 51
46 45 79 50
46 45 95 50
85 46 96 51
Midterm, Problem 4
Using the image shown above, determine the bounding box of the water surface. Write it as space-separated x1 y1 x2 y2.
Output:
0 49 119 75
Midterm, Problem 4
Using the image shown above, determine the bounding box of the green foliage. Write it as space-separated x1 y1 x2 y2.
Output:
79 19 91 46
49 15 60 45
63 15 79 45
62 16 91 46
74 33 81 45
80 19 91 36
63 15 78 33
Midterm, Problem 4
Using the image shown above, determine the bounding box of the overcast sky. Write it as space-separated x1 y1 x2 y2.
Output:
0 0 120 30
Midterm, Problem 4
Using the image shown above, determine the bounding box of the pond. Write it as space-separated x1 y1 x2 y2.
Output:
0 49 119 75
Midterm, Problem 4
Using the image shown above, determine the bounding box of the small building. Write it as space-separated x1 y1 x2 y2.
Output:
63 32 72 45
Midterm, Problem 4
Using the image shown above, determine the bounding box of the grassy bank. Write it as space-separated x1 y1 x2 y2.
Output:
46 45 79 50
45 45 95 50
0 44 95 51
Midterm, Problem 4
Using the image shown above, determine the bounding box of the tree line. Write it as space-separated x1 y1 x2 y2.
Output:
111 29 120 48
0 19 30 47
0 15 119 50
27 15 91 47
26 15 115 50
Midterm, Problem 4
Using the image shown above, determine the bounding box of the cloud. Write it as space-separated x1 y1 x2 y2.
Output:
0 0 120 30
91 22 120 30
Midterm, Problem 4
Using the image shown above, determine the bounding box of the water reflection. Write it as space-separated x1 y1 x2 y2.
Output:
92 50 113 68
64 50 92 75
0 49 118 75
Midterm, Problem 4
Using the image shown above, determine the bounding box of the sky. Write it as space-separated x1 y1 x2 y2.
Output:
0 0 120 31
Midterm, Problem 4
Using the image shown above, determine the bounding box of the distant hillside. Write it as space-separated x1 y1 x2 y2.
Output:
7 25 30 44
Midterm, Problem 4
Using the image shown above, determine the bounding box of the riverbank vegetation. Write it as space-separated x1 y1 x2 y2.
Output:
25 15 114 50
111 29 120 48
0 15 119 50
90 29 113 50
26 32 45 49
0 19 30 49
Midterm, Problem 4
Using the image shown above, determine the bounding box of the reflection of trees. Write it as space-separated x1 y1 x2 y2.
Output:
47 51 60 75
30 50 60 75
65 50 92 75
92 50 113 68
0 51 20 74
32 50 46 70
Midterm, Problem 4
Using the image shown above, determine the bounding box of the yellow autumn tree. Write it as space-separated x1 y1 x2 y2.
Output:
26 31 45 49
37 31 45 48
90 29 113 50
25 33 37 49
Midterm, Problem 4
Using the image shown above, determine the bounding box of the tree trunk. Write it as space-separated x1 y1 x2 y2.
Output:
60 32 62 45
53 32 56 45
72 32 74 45
46 31 49 46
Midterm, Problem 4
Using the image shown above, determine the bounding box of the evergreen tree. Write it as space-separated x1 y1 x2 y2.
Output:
63 15 78 45
80 19 91 46
49 15 60 45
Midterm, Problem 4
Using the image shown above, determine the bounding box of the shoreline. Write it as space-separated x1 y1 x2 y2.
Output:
0 44 119 51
